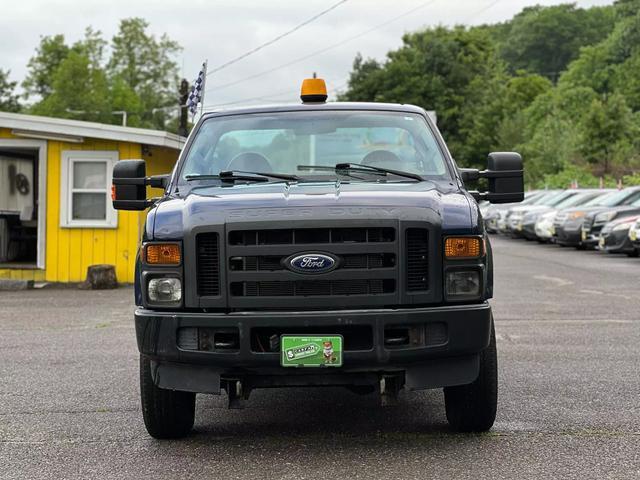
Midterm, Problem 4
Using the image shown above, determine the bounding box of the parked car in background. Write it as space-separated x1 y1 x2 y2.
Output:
628 218 640 253
484 191 542 233
582 192 640 249
554 187 640 248
533 189 611 242
507 190 581 238
598 214 640 256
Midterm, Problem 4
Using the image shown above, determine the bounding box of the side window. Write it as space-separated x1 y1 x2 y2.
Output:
60 151 118 228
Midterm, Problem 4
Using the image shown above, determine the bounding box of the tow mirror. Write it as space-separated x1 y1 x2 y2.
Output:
112 160 169 210
460 152 524 204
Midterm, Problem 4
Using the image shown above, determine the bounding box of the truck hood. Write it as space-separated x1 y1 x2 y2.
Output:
147 181 474 239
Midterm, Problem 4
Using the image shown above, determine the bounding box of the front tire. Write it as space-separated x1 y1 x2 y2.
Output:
140 355 196 439
444 321 497 433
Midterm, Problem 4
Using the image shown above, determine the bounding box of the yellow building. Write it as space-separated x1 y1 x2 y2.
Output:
0 112 184 284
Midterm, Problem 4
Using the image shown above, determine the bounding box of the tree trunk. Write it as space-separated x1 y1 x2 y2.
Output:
82 264 118 290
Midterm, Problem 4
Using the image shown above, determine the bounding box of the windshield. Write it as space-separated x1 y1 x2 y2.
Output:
555 191 606 209
179 111 450 182
528 191 559 205
595 189 640 207
582 191 615 206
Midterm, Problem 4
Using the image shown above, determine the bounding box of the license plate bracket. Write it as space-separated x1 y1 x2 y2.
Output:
280 335 343 367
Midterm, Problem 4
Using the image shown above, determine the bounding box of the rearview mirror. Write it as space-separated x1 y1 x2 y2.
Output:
112 160 169 210
460 152 524 204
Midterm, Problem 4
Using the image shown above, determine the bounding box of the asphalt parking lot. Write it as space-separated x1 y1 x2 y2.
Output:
1 235 639 479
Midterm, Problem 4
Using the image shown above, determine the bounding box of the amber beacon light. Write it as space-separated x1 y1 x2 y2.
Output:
301 77 328 103
444 237 482 259
145 244 181 265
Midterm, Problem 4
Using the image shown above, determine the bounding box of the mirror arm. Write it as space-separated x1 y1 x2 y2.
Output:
478 169 523 179
112 174 169 188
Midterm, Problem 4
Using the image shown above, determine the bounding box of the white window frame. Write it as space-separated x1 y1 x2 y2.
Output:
60 150 118 228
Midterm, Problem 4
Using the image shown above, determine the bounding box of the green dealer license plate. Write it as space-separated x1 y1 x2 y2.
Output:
281 335 343 367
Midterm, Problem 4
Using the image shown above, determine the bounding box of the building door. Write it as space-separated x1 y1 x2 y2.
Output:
0 140 47 270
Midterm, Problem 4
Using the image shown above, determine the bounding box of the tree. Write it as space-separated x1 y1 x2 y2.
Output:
31 50 111 123
579 93 638 176
22 34 70 99
21 19 182 132
0 69 21 112
108 18 181 129
498 4 615 81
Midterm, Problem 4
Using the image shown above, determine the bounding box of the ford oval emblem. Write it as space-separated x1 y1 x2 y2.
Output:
286 253 338 274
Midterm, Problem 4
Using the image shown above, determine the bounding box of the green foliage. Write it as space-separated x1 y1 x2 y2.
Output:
22 34 70 98
537 164 616 189
497 4 615 81
341 1 640 186
107 18 182 129
622 172 640 186
22 18 181 131
0 69 21 112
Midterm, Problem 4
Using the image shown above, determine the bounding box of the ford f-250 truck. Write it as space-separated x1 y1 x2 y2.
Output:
112 78 524 439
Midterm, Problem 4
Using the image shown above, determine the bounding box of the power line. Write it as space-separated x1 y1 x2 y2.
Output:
202 78 348 110
204 0 440 93
460 0 504 23
206 0 349 77
203 0 505 105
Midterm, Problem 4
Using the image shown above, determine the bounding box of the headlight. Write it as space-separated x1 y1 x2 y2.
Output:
148 277 182 302
568 211 585 220
612 222 634 232
445 270 481 300
595 211 616 223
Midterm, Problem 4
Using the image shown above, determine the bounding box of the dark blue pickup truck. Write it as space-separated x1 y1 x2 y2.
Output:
112 78 523 438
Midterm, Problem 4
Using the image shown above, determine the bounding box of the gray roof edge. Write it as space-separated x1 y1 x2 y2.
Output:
0 111 186 150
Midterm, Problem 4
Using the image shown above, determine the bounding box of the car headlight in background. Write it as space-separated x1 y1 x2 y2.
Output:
148 277 182 303
445 270 481 300
568 211 586 220
594 211 616 224
612 221 634 232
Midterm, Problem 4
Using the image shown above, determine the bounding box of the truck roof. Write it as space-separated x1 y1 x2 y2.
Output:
202 101 431 119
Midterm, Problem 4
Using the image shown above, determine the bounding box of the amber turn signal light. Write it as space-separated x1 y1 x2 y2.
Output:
145 244 181 265
444 237 482 259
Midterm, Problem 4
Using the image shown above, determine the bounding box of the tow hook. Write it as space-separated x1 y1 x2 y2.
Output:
379 374 402 406
226 379 251 409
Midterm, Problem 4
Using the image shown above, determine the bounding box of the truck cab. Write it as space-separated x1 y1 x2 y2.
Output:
112 78 524 439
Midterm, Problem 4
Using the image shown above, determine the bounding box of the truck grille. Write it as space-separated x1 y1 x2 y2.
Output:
406 228 429 291
229 227 395 245
229 253 395 271
231 279 395 297
196 233 220 296
223 224 400 307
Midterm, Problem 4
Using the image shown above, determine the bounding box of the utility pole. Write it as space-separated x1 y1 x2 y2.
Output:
178 78 190 137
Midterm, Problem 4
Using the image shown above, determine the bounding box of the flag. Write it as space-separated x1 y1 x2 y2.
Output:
186 62 207 116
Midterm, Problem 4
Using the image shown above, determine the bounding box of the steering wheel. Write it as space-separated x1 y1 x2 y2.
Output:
225 152 273 173
361 150 401 168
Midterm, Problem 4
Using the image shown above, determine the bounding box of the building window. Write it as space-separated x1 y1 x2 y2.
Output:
60 151 118 228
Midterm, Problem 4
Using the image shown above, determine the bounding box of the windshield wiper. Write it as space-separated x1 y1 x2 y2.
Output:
297 163 423 182
185 170 301 183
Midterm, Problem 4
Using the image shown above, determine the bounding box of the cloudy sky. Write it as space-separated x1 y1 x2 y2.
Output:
3 0 613 108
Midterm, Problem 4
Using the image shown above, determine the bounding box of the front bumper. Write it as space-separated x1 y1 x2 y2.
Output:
554 225 582 246
135 303 492 393
599 230 635 253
